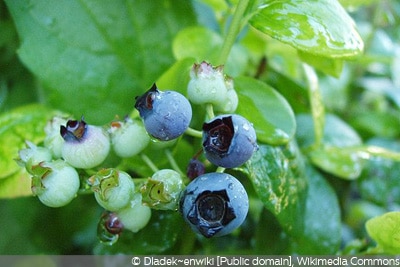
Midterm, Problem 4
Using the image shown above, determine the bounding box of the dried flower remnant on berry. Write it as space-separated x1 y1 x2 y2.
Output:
187 189 236 238
202 116 234 156
134 83 159 115
60 118 88 142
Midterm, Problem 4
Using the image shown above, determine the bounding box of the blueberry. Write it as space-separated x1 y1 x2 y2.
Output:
186 158 205 180
187 62 228 106
179 172 249 238
60 118 110 169
202 114 257 168
135 83 192 141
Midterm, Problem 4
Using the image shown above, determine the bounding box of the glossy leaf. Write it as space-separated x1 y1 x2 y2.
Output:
296 114 364 179
309 146 365 179
366 211 400 254
0 104 64 180
235 76 296 145
299 51 344 78
297 114 362 148
172 26 248 76
5 0 196 124
250 0 364 58
358 138 400 206
245 142 341 254
293 164 341 254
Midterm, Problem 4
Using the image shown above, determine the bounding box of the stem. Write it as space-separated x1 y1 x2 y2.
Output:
140 154 159 173
217 0 250 65
205 103 215 120
165 149 184 176
216 166 226 173
184 127 203 138
303 63 324 149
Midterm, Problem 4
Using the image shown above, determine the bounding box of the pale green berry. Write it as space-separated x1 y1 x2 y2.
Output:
61 118 110 169
44 116 68 158
187 61 228 106
17 141 52 174
90 169 135 212
32 160 80 208
141 169 184 210
109 118 150 158
116 193 152 233
214 77 238 113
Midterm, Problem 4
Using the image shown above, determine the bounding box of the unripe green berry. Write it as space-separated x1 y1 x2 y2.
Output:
214 77 238 113
109 118 150 158
187 62 228 106
89 169 135 212
116 193 152 233
60 118 110 169
31 160 80 208
141 169 185 210
17 141 52 174
44 116 68 158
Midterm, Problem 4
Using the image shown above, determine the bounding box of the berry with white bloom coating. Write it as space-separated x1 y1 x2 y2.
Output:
60 118 110 169
140 169 184 210
109 118 150 158
17 141 52 174
135 84 192 141
214 77 238 113
89 169 135 212
116 193 152 233
31 160 80 208
179 172 249 238
202 114 257 168
44 116 68 158
187 61 228 106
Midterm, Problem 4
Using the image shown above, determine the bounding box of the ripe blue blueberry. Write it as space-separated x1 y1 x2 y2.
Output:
179 172 249 238
202 114 257 168
135 83 192 141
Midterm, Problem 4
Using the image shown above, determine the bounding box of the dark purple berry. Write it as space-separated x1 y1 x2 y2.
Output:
186 158 205 180
202 114 257 168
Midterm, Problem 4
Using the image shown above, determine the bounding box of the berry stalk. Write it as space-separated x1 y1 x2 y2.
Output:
217 0 250 65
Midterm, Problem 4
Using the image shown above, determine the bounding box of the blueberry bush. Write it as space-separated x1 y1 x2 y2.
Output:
1 0 400 255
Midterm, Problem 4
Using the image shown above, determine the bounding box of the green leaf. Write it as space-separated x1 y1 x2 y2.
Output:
156 58 196 95
172 26 248 76
235 76 296 145
5 0 196 124
296 114 364 179
245 143 307 220
309 146 364 179
296 114 362 148
250 0 364 58
265 68 309 114
366 211 400 254
292 164 341 254
245 142 341 254
358 138 400 206
0 104 64 180
0 170 31 198
299 51 344 78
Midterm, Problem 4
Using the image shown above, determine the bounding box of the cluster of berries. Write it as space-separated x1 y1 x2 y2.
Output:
17 61 258 241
